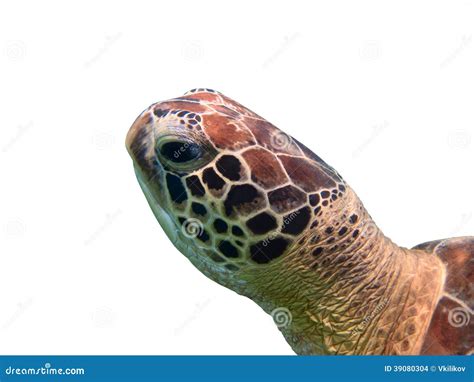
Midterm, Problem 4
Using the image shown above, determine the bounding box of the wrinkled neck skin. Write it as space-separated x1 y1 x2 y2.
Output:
232 187 445 355
136 160 444 355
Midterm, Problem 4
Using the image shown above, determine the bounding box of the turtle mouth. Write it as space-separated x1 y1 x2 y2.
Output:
135 168 181 247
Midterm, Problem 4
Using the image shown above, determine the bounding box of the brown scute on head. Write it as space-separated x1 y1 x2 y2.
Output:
154 100 208 114
268 185 307 214
183 89 223 103
294 137 342 180
202 114 256 150
210 104 241 119
243 117 303 156
242 148 288 189
218 94 263 118
278 155 337 192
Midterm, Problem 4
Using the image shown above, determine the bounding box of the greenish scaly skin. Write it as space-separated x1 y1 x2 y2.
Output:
126 89 473 355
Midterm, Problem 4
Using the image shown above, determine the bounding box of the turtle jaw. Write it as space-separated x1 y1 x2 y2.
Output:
134 166 180 248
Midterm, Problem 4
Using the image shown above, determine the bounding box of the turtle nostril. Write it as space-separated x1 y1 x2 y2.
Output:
159 141 202 163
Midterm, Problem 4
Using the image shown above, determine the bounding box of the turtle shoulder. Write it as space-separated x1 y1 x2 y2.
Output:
413 236 474 354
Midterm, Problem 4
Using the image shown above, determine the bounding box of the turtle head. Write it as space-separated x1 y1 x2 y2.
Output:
126 89 348 291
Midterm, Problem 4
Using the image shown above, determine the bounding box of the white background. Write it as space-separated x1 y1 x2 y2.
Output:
0 1 472 355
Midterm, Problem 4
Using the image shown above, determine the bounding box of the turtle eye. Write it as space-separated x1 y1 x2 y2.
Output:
159 141 202 163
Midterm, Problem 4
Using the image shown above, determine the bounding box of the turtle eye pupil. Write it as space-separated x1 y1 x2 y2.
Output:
159 141 202 163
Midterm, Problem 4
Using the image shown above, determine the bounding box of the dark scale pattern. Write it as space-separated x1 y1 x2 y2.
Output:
224 184 265 217
202 168 226 190
268 185 306 213
312 247 323 256
321 190 330 199
197 229 210 243
309 194 320 206
246 212 277 235
232 226 244 236
216 155 241 181
185 175 205 197
250 237 289 264
281 206 311 236
213 218 228 233
218 240 240 258
191 202 207 216
209 252 225 263
166 173 188 203
338 226 348 236
154 108 169 118
349 214 358 224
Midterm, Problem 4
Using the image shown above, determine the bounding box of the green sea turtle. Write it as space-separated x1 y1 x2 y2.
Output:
126 89 473 355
